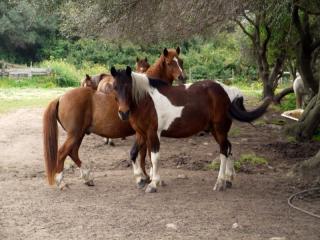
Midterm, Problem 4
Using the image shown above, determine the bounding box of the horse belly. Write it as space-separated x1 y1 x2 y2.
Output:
161 112 209 138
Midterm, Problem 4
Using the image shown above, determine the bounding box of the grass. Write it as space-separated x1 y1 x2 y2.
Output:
0 88 68 114
228 127 241 137
207 152 268 172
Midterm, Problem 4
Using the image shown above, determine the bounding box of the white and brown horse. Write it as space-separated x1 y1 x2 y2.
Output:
43 48 186 189
111 66 271 192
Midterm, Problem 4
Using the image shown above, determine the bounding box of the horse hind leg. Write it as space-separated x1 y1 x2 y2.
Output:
55 134 79 189
68 134 94 186
211 122 233 191
104 138 115 146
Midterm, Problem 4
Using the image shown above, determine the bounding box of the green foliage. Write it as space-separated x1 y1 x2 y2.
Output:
39 60 107 87
0 0 58 63
278 93 296 111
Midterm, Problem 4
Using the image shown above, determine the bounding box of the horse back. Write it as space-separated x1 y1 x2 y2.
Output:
58 87 94 132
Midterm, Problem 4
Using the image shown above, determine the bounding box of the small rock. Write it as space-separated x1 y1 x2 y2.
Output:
207 153 213 157
177 174 188 179
269 237 286 240
232 223 239 229
166 223 177 230
203 142 209 146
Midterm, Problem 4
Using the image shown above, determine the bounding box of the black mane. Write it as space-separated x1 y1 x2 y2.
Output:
148 78 169 88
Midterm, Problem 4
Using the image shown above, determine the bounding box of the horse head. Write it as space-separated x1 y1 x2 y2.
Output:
136 57 150 73
81 74 94 88
161 47 187 84
111 66 133 121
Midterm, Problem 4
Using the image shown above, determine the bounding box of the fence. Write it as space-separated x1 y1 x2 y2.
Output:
0 60 51 78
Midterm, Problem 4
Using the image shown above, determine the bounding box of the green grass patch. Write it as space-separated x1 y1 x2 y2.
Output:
235 153 268 171
229 127 241 137
0 88 68 113
278 93 296 111
0 76 58 88
207 152 268 172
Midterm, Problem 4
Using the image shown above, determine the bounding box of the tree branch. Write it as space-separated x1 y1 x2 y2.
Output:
234 19 254 41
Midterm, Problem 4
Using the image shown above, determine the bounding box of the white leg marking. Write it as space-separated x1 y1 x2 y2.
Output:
55 172 64 186
132 156 146 184
55 171 68 189
146 152 160 192
213 154 227 191
79 165 94 185
149 166 153 179
225 157 235 182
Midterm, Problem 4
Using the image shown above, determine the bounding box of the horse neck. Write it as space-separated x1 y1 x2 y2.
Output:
146 57 174 85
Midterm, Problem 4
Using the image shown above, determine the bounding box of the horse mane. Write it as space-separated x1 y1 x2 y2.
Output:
131 72 168 103
149 78 169 88
145 55 165 78
131 72 150 103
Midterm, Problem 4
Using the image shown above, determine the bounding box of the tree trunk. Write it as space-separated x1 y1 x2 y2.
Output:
289 94 320 140
262 80 274 98
292 149 320 183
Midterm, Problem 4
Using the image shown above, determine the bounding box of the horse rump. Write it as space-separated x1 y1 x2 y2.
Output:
229 96 271 122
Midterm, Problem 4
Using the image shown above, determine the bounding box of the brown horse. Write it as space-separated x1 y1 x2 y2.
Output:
43 47 185 189
80 73 108 90
110 66 271 193
136 57 150 73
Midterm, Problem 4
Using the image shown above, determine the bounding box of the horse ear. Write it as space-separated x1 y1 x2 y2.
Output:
110 66 117 77
145 57 148 62
136 57 139 62
126 66 132 76
176 46 180 55
85 74 91 80
163 48 169 57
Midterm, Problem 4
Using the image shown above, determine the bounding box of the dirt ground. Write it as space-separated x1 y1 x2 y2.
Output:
1 103 320 240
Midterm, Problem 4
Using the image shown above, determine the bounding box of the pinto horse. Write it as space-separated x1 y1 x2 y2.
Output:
43 47 185 189
110 66 271 193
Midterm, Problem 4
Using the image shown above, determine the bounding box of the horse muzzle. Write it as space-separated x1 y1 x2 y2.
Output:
178 74 187 84
118 110 130 121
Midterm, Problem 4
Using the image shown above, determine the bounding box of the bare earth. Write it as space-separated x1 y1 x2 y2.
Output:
0 107 319 240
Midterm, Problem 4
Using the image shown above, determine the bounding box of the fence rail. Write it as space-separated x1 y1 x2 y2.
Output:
0 60 51 78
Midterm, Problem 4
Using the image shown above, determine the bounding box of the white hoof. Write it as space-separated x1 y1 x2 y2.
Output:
213 179 227 191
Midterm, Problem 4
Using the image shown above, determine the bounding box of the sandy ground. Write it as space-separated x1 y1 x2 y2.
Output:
0 107 319 240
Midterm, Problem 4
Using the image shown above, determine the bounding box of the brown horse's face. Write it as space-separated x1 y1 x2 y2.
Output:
136 57 150 73
81 74 93 88
111 66 133 121
163 47 187 84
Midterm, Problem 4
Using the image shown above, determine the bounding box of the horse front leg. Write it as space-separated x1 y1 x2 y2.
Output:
145 132 161 193
130 134 150 188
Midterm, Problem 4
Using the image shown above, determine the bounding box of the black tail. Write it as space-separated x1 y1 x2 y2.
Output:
229 96 271 122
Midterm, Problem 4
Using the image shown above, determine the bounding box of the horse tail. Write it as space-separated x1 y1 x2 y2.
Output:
229 96 271 122
43 98 59 185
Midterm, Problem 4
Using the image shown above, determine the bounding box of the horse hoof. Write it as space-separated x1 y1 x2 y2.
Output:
137 179 147 189
58 182 70 190
226 181 232 188
145 185 157 193
213 180 226 191
85 180 95 186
